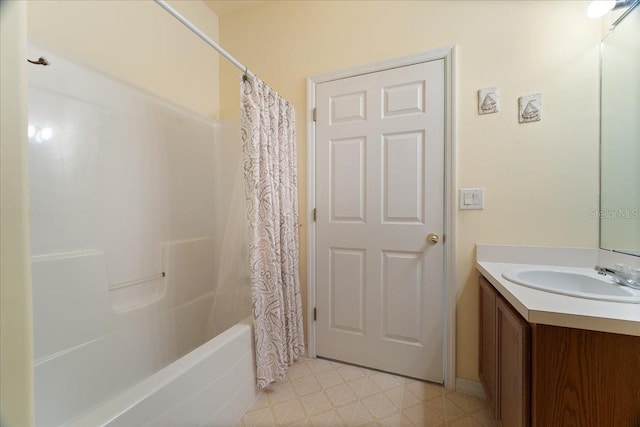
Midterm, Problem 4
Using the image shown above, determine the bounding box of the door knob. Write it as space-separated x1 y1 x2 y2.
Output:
427 233 439 244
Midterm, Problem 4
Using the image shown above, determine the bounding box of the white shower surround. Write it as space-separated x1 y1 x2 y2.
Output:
28 45 256 426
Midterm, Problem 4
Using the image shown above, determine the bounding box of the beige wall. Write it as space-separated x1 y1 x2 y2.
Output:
217 0 601 381
1 1 34 425
28 0 220 118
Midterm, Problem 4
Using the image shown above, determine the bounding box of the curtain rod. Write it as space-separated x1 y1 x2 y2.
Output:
154 0 254 79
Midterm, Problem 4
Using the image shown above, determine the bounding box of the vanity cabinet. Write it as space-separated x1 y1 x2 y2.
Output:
479 275 640 427
496 296 530 426
479 276 530 427
478 277 497 413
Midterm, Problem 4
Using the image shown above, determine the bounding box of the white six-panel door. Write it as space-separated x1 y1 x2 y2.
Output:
315 60 445 383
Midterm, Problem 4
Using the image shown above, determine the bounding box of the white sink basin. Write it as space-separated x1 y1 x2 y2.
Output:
502 267 640 304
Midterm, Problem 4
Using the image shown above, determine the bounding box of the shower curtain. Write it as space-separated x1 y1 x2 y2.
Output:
240 76 305 389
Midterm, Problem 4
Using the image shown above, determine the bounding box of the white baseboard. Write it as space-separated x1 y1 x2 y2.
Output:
455 377 486 399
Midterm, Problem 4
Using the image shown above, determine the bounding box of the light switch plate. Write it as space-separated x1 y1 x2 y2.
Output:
459 188 484 210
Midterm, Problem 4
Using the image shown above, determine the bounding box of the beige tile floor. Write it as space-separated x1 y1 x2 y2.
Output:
236 357 497 427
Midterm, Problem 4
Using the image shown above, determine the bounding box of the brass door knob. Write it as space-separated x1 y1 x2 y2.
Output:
427 233 439 244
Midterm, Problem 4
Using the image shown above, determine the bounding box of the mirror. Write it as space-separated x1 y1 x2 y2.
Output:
599 4 640 257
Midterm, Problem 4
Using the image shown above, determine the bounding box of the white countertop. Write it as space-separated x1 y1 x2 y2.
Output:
476 245 640 337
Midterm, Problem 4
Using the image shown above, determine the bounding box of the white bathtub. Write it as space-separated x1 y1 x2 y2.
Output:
66 318 258 427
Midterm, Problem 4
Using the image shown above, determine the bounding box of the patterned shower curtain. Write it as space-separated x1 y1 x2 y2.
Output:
240 76 305 389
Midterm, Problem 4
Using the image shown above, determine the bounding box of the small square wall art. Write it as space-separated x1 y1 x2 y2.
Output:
518 93 542 123
478 87 499 115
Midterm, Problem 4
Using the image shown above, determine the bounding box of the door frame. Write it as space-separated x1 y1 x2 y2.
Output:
306 46 457 388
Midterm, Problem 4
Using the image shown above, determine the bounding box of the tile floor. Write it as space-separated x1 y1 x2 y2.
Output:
236 357 497 427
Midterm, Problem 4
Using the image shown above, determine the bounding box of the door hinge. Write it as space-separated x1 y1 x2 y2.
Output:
313 307 317 321
312 108 317 122
313 208 317 222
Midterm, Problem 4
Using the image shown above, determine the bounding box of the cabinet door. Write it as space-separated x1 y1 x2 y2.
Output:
496 296 530 427
478 276 497 416
531 324 640 426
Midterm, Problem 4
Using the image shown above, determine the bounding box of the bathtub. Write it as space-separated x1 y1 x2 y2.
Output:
65 318 259 427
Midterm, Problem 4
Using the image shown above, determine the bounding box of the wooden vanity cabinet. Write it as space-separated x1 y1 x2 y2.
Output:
531 324 640 426
478 276 497 414
479 274 640 427
478 277 498 416
496 295 530 427
479 275 530 427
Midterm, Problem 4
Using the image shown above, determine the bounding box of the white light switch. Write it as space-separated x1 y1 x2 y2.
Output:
459 188 484 210
464 192 474 205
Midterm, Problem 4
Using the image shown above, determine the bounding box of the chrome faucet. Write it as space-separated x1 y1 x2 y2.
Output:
595 265 640 290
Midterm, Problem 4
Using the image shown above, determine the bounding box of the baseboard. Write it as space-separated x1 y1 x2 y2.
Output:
455 377 486 399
